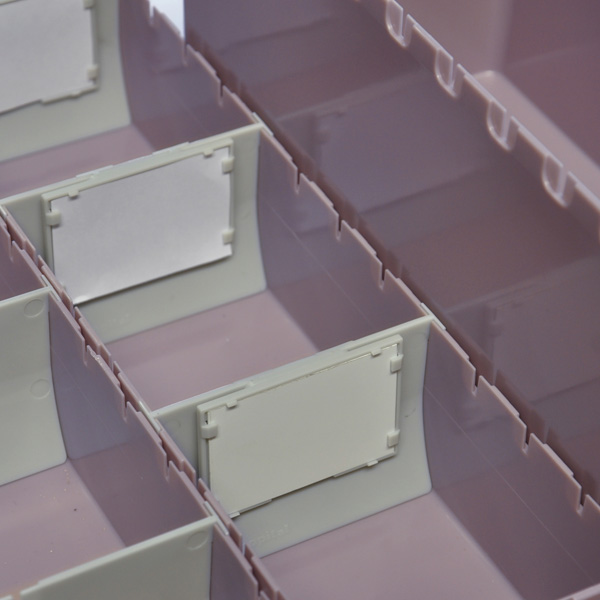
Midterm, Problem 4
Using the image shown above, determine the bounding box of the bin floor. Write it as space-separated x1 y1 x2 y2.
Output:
0 460 123 596
108 290 318 410
263 492 520 600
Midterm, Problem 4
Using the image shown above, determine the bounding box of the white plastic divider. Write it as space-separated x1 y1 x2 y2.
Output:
2 124 266 342
198 330 403 514
155 315 432 555
19 517 216 600
0 0 95 116
0 287 66 485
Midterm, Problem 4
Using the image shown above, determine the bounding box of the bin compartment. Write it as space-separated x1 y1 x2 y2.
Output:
108 289 317 408
0 277 260 599
262 493 521 600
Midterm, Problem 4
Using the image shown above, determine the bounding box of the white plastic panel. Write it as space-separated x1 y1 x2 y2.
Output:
157 316 432 554
0 0 95 115
50 147 233 304
20 517 216 600
0 288 66 485
2 125 264 341
197 334 405 515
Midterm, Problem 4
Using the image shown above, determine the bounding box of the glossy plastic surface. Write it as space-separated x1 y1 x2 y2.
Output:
3 1 600 598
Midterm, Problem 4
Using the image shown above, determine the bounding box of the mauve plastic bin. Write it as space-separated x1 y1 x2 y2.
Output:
2 1 600 599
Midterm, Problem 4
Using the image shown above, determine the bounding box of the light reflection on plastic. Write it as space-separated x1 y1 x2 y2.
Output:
149 0 184 36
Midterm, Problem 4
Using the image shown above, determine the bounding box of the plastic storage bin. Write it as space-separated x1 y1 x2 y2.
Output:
3 1 600 599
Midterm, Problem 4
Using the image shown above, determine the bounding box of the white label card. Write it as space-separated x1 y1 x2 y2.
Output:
0 0 95 114
199 343 401 514
51 148 232 303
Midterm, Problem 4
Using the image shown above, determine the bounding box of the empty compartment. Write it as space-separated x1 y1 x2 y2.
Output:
0 284 263 600
155 317 432 552
0 0 252 200
0 254 268 590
